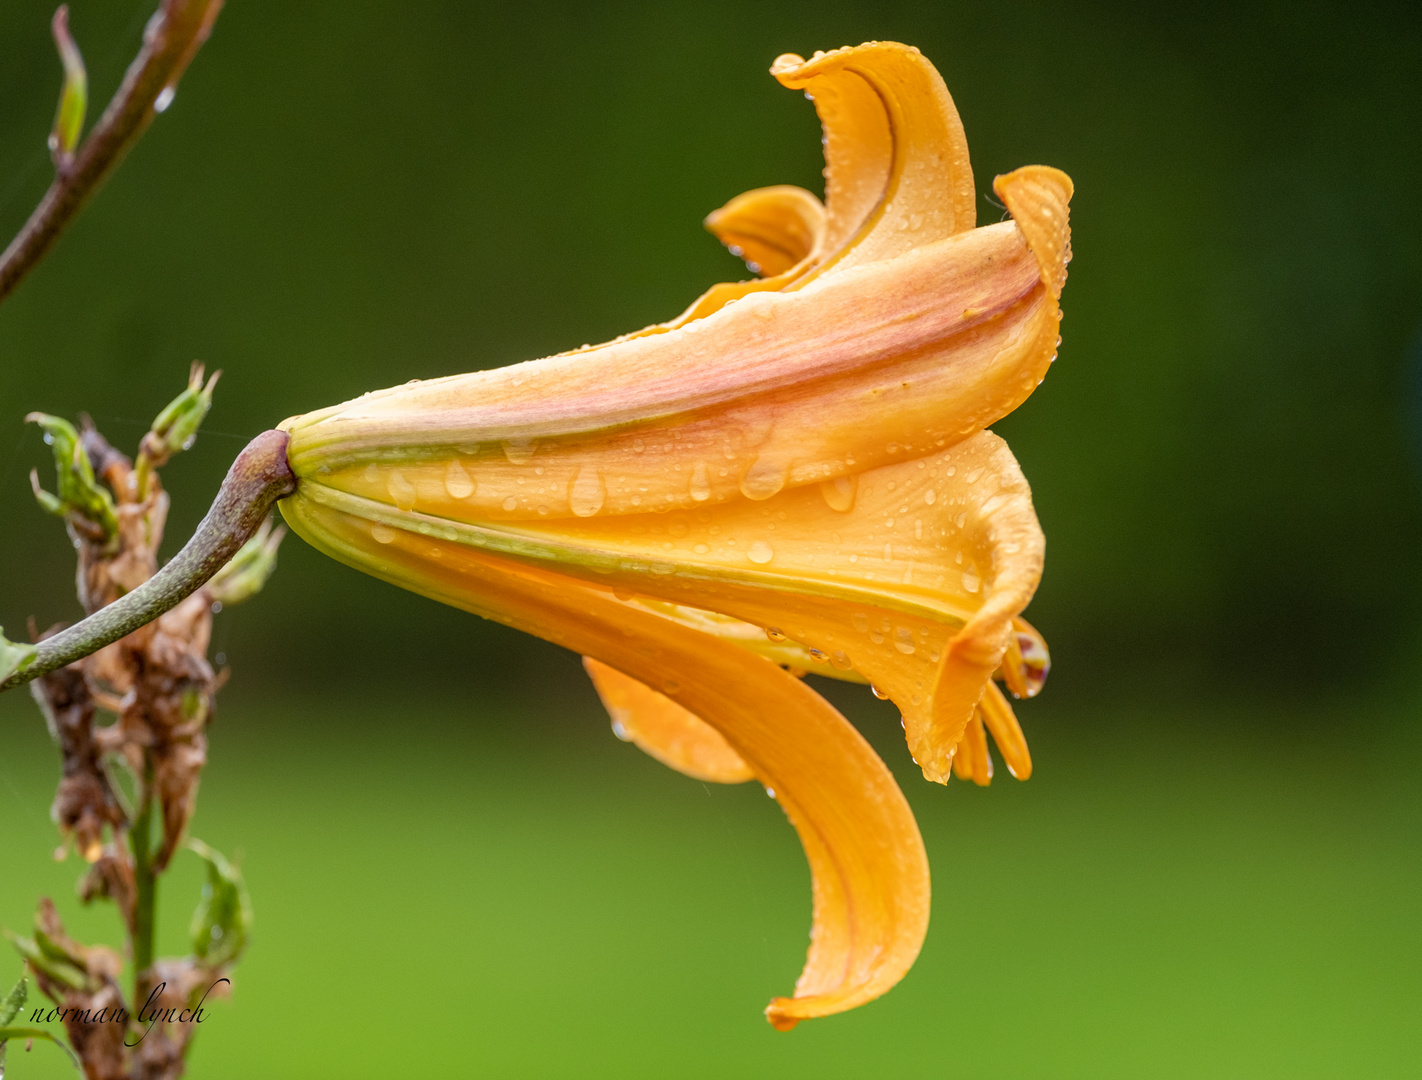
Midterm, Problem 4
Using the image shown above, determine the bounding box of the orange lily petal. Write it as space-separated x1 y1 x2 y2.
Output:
977 681 1032 781
279 496 931 1027
703 185 826 277
771 42 976 279
583 656 753 784
951 710 993 786
284 430 1041 783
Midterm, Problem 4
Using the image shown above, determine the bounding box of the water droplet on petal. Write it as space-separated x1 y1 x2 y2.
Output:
689 462 711 502
807 648 828 662
871 684 890 700
830 650 852 671
819 474 857 512
502 495 518 511
502 438 537 464
740 456 788 501
364 463 379 483
387 470 416 511
852 613 870 633
747 539 774 564
570 465 606 517
766 627 787 642
445 460 475 499
371 524 396 544
924 488 936 505
894 627 916 655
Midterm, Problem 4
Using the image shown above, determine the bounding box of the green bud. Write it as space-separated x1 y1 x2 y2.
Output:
148 362 220 463
188 839 252 970
3 932 85 992
207 517 286 607
48 6 87 168
25 412 118 541
0 630 37 685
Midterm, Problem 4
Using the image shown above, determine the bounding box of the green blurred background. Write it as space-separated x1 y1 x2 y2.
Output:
1 1 1420 1075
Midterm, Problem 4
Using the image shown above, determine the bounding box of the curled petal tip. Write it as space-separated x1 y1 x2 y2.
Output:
993 165 1074 300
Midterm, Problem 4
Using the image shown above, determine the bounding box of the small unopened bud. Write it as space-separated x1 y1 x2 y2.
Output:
47 6 87 170
25 412 118 542
207 516 285 606
143 361 220 467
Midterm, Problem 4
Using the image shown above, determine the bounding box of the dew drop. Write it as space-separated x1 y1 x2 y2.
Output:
766 627 787 642
924 488 937 505
819 474 857 512
570 465 606 517
387 470 416 511
693 543 709 554
829 650 852 671
444 460 475 499
852 613 870 633
364 463 379 483
502 495 518 511
965 467 984 484
807 648 828 662
747 539 775 564
765 787 776 799
689 462 712 502
502 438 537 464
611 720 631 741
370 524 396 544
740 456 788 501
893 627 917 655
154 85 175 113
961 571 981 593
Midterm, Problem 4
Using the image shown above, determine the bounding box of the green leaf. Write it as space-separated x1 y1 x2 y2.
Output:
188 839 252 969
0 975 26 1026
47 6 87 166
0 630 37 686
0 1026 81 1072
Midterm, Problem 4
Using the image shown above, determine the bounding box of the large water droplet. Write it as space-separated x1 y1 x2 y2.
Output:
502 438 537 464
370 524 396 544
569 466 606 517
894 627 916 655
747 539 775 564
387 470 416 511
830 650 852 671
923 488 936 505
819 474 857 512
740 456 787 501
502 495 518 511
689 462 711 502
871 684 890 700
766 627 786 642
445 460 475 500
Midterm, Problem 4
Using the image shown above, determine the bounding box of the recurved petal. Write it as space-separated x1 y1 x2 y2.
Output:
704 185 827 277
278 497 931 1027
977 681 1032 780
285 216 1061 518
771 42 976 277
583 656 753 784
993 165 1073 300
951 711 993 786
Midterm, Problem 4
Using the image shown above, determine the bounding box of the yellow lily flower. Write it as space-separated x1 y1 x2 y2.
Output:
277 41 1072 1028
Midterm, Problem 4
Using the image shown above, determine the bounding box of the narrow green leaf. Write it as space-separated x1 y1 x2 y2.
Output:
48 6 87 165
188 839 253 969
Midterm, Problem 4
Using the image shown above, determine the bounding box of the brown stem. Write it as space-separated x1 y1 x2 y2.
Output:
0 429 295 692
0 0 225 305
